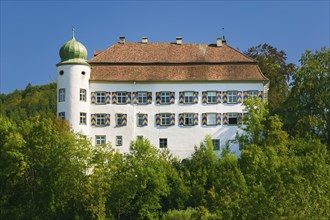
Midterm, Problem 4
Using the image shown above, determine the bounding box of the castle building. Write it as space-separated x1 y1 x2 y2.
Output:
56 35 268 158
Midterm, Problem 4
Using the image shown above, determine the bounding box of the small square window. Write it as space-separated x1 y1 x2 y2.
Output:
138 92 147 104
137 136 143 141
59 89 65 102
96 114 106 126
161 92 170 104
212 139 220 151
96 92 106 104
207 113 216 125
228 113 238 125
80 112 87 125
207 91 216 103
116 136 123 146
58 112 65 120
95 135 106 145
184 91 194 104
184 113 194 126
228 91 238 104
160 113 170 126
248 90 258 98
80 89 86 101
117 92 127 104
159 138 167 148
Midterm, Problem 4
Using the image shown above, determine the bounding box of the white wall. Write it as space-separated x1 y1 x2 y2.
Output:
88 82 264 158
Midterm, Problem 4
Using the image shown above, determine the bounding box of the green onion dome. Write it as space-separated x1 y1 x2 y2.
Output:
57 37 89 66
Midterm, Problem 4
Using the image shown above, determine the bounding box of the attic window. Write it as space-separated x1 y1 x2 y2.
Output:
81 71 86 75
59 70 64 75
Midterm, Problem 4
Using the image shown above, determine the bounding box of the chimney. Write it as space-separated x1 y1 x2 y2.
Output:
217 38 223 47
142 37 148 44
119 36 125 44
176 37 183 45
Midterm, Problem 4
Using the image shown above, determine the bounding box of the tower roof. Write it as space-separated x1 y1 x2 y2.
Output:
57 36 89 66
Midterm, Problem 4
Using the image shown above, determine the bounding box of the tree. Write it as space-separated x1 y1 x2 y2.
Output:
245 44 295 112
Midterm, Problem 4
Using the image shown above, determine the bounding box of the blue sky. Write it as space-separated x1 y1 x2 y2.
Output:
1 1 329 94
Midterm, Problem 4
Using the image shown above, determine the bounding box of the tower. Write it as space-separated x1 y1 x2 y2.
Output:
56 33 90 136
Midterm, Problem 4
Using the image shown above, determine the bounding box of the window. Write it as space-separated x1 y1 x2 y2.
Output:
80 112 87 125
95 135 106 145
248 90 258 98
58 112 65 120
207 91 216 103
117 92 127 104
96 114 106 126
184 91 194 104
228 91 237 103
228 113 238 125
137 114 143 127
160 113 170 126
207 113 217 125
116 114 123 126
59 89 65 102
159 138 167 148
184 113 194 126
138 92 147 104
161 91 170 104
80 89 86 101
212 139 220 151
59 70 64 75
137 136 143 141
96 92 106 104
116 136 123 146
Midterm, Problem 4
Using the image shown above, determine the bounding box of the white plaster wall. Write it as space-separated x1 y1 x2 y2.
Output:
57 64 91 135
88 82 264 158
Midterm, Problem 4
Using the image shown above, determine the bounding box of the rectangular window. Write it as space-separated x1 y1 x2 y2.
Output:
80 89 86 101
137 114 143 127
160 113 170 126
161 91 170 104
184 91 194 104
207 113 217 125
58 112 65 120
159 138 167 148
138 92 147 104
59 89 65 102
228 91 238 103
248 90 258 98
212 139 220 151
228 113 238 125
96 92 106 104
184 113 194 126
116 114 123 126
80 112 87 125
117 92 127 104
116 136 123 146
96 114 106 126
207 91 216 103
95 135 106 145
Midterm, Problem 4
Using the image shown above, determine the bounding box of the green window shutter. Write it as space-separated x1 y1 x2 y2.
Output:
105 114 110 126
237 91 243 103
105 92 111 104
202 113 207 126
193 91 199 104
143 114 148 126
91 114 96 126
216 113 222 125
132 92 138 104
147 92 152 104
179 92 184 104
216 91 222 103
156 92 161 105
223 113 228 125
112 92 117 104
121 114 127 126
194 113 199 126
91 92 96 104
170 113 175 126
170 92 175 104
202 91 207 104
179 113 184 126
155 114 160 126
222 91 228 103
126 92 131 104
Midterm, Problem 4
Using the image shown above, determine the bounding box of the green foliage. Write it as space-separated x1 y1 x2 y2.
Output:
0 82 57 122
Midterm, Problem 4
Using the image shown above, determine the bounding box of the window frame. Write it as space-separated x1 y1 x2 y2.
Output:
159 138 168 148
212 139 220 151
80 89 87 101
96 91 106 104
116 113 124 126
116 136 123 146
58 112 65 120
160 91 171 104
117 91 127 105
247 90 258 98
207 113 217 126
95 135 106 145
137 91 148 104
184 113 194 126
228 91 238 104
96 114 106 126
228 113 238 125
59 88 65 102
137 113 143 127
160 113 171 126
184 91 194 104
80 112 87 125
207 91 217 104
